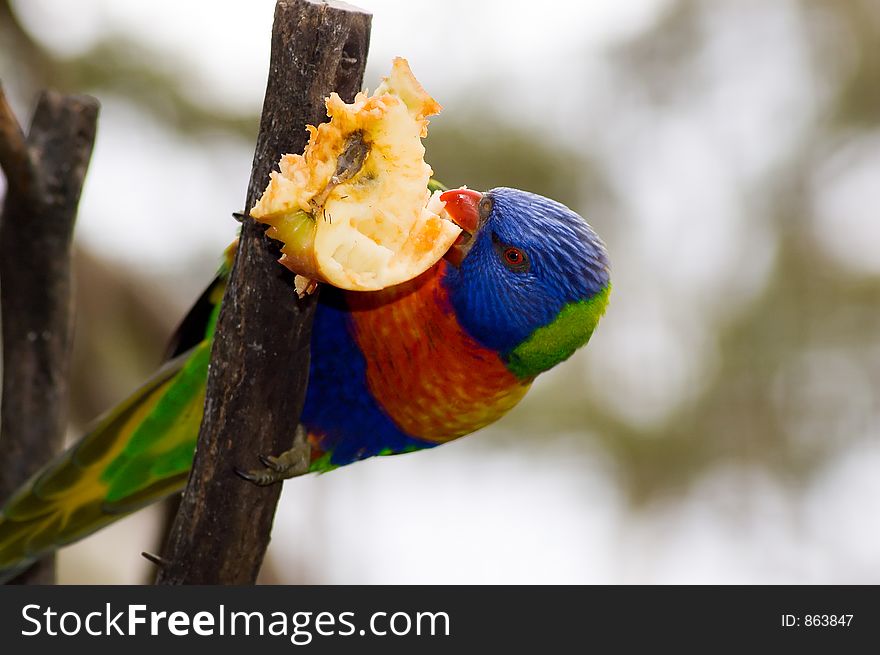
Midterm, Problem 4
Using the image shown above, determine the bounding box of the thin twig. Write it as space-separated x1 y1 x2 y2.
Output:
141 552 169 568
0 83 37 198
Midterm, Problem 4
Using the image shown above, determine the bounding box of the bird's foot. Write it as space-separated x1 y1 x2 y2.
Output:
235 425 310 486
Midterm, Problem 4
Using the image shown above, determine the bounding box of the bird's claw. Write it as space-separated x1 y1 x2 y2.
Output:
235 425 310 486
258 453 282 471
234 466 288 486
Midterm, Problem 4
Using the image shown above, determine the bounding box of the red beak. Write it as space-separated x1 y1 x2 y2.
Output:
440 188 482 235
439 188 482 267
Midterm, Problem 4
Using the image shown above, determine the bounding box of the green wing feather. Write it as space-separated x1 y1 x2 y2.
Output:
0 270 226 582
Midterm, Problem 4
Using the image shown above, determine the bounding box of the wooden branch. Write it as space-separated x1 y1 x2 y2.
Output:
0 87 99 584
155 0 371 585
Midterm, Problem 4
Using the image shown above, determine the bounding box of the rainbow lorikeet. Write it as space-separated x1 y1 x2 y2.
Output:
0 185 610 581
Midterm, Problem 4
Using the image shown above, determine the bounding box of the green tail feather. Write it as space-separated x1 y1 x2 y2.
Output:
0 343 210 582
0 264 228 583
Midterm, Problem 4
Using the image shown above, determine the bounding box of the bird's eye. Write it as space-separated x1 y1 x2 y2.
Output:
504 248 524 265
491 232 530 272
500 246 529 272
479 196 493 218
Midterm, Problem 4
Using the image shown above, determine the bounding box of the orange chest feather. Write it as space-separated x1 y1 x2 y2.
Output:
345 266 531 442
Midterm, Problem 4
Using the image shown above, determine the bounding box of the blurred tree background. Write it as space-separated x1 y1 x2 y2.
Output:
1 0 878 583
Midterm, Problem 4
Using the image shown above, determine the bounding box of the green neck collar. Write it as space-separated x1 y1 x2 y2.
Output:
505 283 611 379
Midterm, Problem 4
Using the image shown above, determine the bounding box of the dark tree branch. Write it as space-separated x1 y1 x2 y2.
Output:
155 0 371 585
0 87 99 584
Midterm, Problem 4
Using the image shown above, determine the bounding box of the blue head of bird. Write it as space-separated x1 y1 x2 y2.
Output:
440 186 611 379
